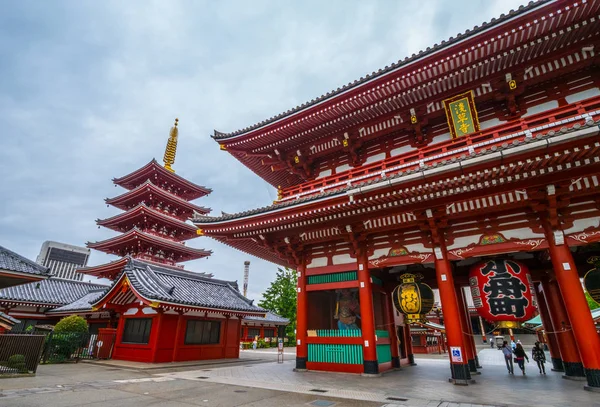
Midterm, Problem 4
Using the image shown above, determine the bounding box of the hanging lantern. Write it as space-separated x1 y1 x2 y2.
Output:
392 273 434 323
469 259 536 329
584 256 600 304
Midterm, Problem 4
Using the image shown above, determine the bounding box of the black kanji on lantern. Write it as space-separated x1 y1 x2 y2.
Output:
481 260 529 318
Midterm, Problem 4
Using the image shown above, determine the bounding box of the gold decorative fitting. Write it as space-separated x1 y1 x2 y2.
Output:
276 185 283 200
509 79 517 90
196 228 204 236
219 144 227 151
342 139 349 147
410 115 418 124
91 306 98 312
294 156 300 164
163 118 179 173
150 301 160 308
497 321 521 329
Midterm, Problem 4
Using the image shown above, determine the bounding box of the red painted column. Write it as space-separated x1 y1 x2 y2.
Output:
222 316 230 358
295 258 308 371
259 326 265 339
544 221 600 388
455 285 478 374
150 310 164 363
171 311 184 362
542 277 584 378
383 287 400 368
434 243 471 384
357 248 378 375
535 281 564 371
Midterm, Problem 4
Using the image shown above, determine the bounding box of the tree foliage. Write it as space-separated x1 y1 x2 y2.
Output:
586 291 600 310
258 267 297 337
54 315 88 333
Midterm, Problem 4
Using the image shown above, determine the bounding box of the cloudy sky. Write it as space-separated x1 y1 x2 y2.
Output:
0 0 527 302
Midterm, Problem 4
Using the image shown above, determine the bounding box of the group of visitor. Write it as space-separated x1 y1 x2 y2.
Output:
501 340 547 375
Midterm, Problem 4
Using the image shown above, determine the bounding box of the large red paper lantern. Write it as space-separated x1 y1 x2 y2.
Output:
469 259 536 328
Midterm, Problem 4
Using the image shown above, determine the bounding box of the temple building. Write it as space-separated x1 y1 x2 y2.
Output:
194 0 600 391
240 311 289 341
0 245 49 289
74 119 266 363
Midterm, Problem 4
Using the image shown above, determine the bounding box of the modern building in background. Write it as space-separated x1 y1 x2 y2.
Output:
36 241 90 281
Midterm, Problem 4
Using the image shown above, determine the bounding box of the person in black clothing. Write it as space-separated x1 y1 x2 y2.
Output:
514 343 529 375
532 341 546 374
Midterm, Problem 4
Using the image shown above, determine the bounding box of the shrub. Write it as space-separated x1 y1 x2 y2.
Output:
54 315 88 333
7 354 28 373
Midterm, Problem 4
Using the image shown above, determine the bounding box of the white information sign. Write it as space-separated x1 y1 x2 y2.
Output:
450 346 463 363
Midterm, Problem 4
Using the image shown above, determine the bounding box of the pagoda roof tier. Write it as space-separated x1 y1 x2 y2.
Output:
112 159 212 200
105 180 210 219
77 256 214 280
195 120 600 266
212 0 600 187
91 258 265 317
87 228 212 264
96 203 199 241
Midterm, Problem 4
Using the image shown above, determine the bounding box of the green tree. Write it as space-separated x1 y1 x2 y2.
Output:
258 267 297 338
54 315 88 333
586 291 600 310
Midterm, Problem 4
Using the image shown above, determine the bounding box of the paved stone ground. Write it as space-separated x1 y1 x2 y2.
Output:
0 349 597 407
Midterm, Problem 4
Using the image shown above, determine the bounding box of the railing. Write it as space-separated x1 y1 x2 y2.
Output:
312 329 361 337
280 96 600 200
0 334 46 375
307 271 357 285
308 344 363 364
41 331 117 363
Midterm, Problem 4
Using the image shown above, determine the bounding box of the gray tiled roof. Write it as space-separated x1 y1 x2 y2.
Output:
0 311 19 325
0 278 108 306
243 311 289 325
197 120 598 224
213 0 548 139
47 289 107 314
0 245 50 276
94 259 266 314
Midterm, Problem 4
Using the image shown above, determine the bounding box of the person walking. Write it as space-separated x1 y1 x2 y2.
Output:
532 341 547 374
502 341 514 374
514 343 529 375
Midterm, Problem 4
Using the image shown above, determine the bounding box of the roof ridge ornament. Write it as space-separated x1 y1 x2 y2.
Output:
163 118 179 173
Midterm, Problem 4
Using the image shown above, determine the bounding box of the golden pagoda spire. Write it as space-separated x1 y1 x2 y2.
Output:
163 118 179 173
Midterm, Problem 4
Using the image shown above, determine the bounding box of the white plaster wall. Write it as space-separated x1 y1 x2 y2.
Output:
563 217 600 235
565 87 600 104
522 100 559 117
332 253 354 265
369 248 391 259
316 169 332 179
124 308 139 316
306 256 328 269
335 164 351 173
447 235 480 250
141 307 157 315
501 227 545 240
390 145 413 157
430 132 451 145
479 118 502 130
365 153 386 165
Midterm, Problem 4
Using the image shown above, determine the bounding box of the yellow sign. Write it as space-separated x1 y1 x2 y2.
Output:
509 80 517 90
443 91 480 140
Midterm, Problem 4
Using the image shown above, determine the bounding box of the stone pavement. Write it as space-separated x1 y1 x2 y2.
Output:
161 349 600 407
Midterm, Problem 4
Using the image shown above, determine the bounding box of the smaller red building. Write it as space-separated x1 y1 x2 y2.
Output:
241 311 289 341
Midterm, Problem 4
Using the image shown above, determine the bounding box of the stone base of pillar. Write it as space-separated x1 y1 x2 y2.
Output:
449 363 473 385
391 356 400 369
551 357 564 372
468 359 480 374
294 357 307 371
563 361 586 378
584 368 600 390
408 354 417 366
363 360 379 375
475 355 482 369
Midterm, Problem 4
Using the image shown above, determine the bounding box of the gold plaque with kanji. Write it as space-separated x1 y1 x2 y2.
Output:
443 91 480 140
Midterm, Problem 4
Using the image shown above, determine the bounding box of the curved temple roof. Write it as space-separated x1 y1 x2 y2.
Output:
0 278 108 306
93 258 266 315
213 0 552 141
0 245 50 277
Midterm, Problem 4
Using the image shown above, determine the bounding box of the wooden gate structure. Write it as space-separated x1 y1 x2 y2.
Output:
194 0 600 390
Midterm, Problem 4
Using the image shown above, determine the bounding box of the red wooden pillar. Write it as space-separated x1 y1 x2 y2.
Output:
171 311 184 362
295 258 308 371
405 324 416 365
223 316 230 358
455 285 478 374
150 310 164 363
544 225 600 389
383 287 400 368
535 282 564 371
542 277 584 377
434 244 471 384
357 248 378 375
259 326 265 339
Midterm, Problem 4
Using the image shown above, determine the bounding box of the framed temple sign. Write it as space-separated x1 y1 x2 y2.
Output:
443 90 480 140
